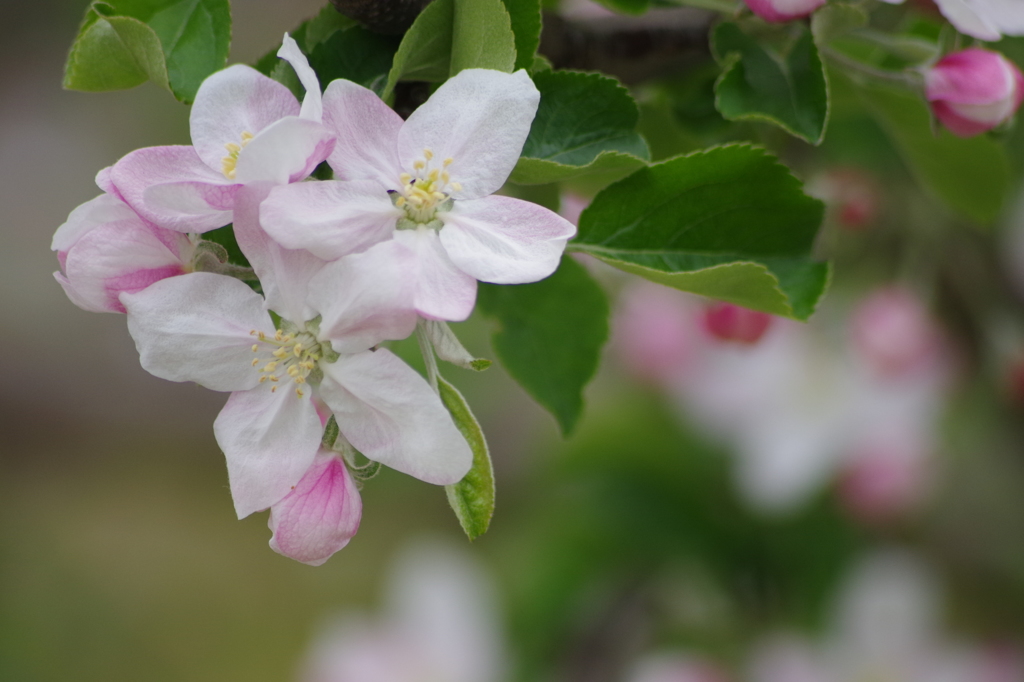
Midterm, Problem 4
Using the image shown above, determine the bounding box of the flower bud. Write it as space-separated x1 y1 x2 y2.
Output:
925 48 1024 137
268 450 362 566
703 302 773 345
850 287 942 378
838 435 929 523
744 0 827 23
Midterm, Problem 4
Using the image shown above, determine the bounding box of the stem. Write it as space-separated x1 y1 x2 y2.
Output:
821 46 923 90
415 318 440 394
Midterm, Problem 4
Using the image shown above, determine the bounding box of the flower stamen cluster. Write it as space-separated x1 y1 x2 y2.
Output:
222 131 255 180
250 327 324 398
394 147 461 225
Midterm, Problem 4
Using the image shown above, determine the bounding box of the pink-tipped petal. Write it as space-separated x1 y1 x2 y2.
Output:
398 69 540 200
51 193 137 254
122 272 273 391
112 146 237 232
322 78 404 186
190 64 300 171
268 450 362 566
260 180 401 260
215 386 323 518
744 0 827 22
439 196 575 284
926 48 1019 104
308 240 419 353
394 228 478 322
319 349 473 485
64 219 187 313
233 183 327 324
233 116 334 185
277 34 323 122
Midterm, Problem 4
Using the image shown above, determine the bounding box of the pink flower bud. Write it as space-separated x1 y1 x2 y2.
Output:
268 450 362 566
838 436 929 522
703 302 773 345
926 48 1024 138
850 287 942 378
744 0 827 23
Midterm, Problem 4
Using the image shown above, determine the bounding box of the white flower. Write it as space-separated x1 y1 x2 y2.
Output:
120 186 472 522
259 68 576 322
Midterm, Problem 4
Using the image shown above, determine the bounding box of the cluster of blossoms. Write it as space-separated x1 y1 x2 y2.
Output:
52 36 576 565
615 284 952 518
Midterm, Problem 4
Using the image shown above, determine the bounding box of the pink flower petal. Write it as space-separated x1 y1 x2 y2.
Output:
111 146 237 232
214 385 323 518
233 116 334 185
319 348 473 485
268 450 362 566
439 195 575 284
744 0 827 22
277 34 323 122
322 78 404 186
260 180 401 260
189 64 300 172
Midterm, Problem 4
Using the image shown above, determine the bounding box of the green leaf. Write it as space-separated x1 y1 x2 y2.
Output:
713 22 829 145
572 144 828 320
65 0 231 103
501 0 542 71
810 2 868 45
64 7 170 93
452 0 517 74
859 84 1010 223
511 70 650 184
383 0 455 100
310 26 402 94
477 257 609 435
439 378 495 540
302 4 357 50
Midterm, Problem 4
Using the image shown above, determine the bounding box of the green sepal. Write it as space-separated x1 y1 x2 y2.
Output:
439 377 496 540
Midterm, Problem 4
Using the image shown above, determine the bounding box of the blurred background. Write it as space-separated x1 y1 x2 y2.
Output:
4 1 1024 681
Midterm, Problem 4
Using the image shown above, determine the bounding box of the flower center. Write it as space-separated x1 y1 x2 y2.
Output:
394 147 461 225
221 131 255 180
249 327 323 399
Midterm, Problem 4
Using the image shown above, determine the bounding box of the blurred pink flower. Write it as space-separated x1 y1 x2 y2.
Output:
744 0 827 23
297 541 505 682
925 48 1024 138
806 168 880 230
629 653 731 682
613 283 702 384
850 286 945 378
703 302 774 345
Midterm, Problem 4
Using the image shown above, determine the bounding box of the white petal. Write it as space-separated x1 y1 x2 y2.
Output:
277 33 323 122
214 387 323 518
260 180 401 260
190 64 300 172
122 272 272 391
232 182 327 323
52 193 137 253
398 69 539 200
934 0 1003 40
322 78 404 186
439 196 575 284
319 349 473 485
307 240 419 353
234 116 334 185
268 449 362 566
394 228 478 322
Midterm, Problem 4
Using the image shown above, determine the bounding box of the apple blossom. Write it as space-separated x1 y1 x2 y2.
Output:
925 48 1024 138
121 186 472 531
850 286 944 378
260 68 576 322
109 35 333 232
933 0 1024 41
744 0 827 23
52 189 194 313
